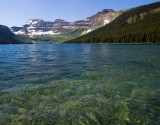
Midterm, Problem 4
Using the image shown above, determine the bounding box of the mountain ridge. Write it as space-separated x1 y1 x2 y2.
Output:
11 9 121 36
65 2 160 44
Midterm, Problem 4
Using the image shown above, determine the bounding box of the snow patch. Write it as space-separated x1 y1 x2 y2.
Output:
82 29 92 35
62 26 75 29
14 31 26 35
27 26 36 30
104 20 110 25
32 21 38 24
27 20 39 25
27 20 33 25
28 30 60 36
86 29 92 33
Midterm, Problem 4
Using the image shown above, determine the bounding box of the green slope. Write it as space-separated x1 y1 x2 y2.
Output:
0 25 23 44
29 28 86 44
16 28 86 44
65 2 160 44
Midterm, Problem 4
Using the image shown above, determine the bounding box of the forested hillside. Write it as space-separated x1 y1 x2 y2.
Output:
65 2 160 43
0 25 23 44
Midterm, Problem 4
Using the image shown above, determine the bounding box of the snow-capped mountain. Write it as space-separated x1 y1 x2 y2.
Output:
11 9 121 36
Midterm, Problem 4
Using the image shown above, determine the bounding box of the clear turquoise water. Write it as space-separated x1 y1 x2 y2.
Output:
0 44 160 125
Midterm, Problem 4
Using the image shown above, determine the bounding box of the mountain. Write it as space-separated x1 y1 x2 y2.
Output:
65 2 160 44
0 25 23 44
11 9 121 43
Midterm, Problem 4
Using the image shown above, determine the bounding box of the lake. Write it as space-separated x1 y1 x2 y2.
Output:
0 44 160 125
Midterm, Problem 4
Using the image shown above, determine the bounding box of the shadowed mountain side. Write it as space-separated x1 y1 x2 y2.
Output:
0 25 24 44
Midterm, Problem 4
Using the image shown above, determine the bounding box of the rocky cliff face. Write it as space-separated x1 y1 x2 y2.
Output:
11 9 121 36
82 9 122 34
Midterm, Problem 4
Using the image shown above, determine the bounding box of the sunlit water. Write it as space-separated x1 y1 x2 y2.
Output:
0 44 160 125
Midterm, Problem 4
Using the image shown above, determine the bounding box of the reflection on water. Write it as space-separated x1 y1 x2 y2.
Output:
0 44 160 125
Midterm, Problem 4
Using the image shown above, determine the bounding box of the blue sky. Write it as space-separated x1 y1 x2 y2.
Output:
0 0 159 27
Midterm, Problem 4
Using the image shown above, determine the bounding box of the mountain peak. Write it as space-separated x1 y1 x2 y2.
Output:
55 19 66 23
102 9 115 13
27 19 43 25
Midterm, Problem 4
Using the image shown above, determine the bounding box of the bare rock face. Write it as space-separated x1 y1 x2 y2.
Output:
83 9 122 34
11 9 122 36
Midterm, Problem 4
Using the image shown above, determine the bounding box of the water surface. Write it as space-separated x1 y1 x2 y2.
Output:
0 44 160 125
